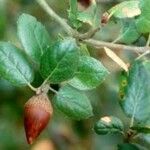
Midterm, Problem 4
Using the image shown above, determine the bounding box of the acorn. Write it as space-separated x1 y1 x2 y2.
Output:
24 93 53 144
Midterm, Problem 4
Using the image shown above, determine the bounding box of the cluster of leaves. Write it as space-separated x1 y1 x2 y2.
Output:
68 0 150 44
94 60 150 149
0 13 108 121
70 1 150 149
68 0 100 28
100 0 150 44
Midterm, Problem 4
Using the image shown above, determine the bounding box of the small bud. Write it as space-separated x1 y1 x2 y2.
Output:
101 12 110 25
24 93 53 144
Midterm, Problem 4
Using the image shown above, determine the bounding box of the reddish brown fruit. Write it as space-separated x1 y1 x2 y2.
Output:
24 93 53 144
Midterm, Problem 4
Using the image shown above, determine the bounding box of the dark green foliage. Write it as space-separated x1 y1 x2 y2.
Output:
69 56 109 90
119 60 150 122
54 85 93 120
40 38 79 83
0 42 34 86
17 14 51 64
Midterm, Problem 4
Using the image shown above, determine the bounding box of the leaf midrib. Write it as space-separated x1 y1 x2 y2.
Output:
45 47 73 82
128 76 144 122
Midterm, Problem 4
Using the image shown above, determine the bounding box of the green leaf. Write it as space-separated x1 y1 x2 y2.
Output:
118 143 146 150
136 0 150 33
136 17 150 33
69 56 109 90
0 42 34 86
94 116 124 135
119 19 140 44
139 0 150 20
54 85 93 120
109 1 141 19
68 0 82 29
131 126 150 134
77 0 100 27
119 60 150 122
17 13 51 64
40 38 79 83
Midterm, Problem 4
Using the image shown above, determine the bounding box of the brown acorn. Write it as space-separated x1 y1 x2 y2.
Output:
24 93 53 144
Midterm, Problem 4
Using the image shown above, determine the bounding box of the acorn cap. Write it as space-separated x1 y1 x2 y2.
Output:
24 93 53 144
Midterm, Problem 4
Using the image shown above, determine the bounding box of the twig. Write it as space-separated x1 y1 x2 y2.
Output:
49 86 58 94
27 83 38 92
36 0 75 36
84 39 149 53
135 34 150 60
136 50 150 60
36 0 148 53
77 27 100 40
36 0 99 39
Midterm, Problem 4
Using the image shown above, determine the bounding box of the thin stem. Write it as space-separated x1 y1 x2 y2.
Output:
111 37 121 44
36 0 75 36
146 33 150 47
84 38 149 53
27 83 38 92
111 34 122 44
49 86 58 94
135 33 150 60
36 0 99 39
78 27 100 39
36 0 149 54
136 50 150 60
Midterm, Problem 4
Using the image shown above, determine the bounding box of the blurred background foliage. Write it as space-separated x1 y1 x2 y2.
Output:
0 0 148 150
